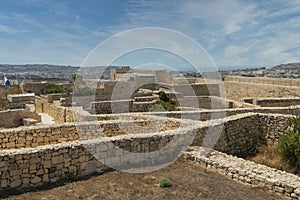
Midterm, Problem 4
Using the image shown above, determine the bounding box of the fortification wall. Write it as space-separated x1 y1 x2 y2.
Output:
224 80 300 101
225 76 300 87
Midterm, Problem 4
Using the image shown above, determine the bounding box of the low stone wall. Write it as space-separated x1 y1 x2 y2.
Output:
144 106 300 121
0 124 191 190
177 96 249 110
254 97 300 107
134 95 159 102
91 99 133 114
185 147 300 199
7 93 35 103
132 101 155 112
0 117 183 150
35 96 74 123
0 113 294 192
0 109 41 128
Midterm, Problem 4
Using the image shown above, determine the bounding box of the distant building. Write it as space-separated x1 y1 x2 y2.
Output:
110 66 131 80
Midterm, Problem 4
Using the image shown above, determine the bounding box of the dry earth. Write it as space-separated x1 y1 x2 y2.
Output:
1 158 286 200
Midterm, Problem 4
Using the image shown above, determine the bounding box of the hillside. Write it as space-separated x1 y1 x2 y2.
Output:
0 65 119 80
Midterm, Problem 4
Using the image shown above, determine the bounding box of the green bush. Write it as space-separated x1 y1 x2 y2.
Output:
158 91 170 102
159 178 172 187
149 91 177 111
278 116 300 168
41 84 64 95
149 101 176 111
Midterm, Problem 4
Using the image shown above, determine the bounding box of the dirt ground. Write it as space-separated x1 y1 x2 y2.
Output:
1 158 286 200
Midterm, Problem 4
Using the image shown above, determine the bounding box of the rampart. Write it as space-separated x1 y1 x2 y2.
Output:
224 81 300 101
225 76 300 87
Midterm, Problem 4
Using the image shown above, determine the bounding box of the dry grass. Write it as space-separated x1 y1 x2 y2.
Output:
248 145 295 173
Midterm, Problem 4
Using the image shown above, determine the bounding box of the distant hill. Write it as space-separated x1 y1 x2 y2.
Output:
0 64 119 80
219 62 300 78
272 62 300 70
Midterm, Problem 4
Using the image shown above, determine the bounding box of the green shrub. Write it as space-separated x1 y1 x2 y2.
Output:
41 84 64 95
158 91 170 102
149 91 177 111
159 178 172 187
278 116 300 168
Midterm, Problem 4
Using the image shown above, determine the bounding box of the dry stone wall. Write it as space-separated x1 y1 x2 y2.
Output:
0 109 41 128
35 96 74 123
185 147 300 199
0 113 294 192
91 99 133 114
0 118 182 150
0 127 190 190
254 97 300 107
144 106 300 121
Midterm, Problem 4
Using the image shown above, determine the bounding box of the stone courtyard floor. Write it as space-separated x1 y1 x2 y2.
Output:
2 158 286 200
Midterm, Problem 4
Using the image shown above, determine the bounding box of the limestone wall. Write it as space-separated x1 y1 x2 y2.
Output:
185 147 300 199
0 109 41 128
35 96 74 123
224 81 300 101
174 83 220 96
225 76 300 87
0 85 21 100
258 114 291 145
144 106 300 121
7 93 35 103
132 102 155 112
0 113 294 191
176 96 245 109
0 118 182 150
20 82 49 95
91 99 133 114
254 97 300 107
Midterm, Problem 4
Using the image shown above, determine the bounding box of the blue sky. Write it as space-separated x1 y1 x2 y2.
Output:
0 0 300 70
